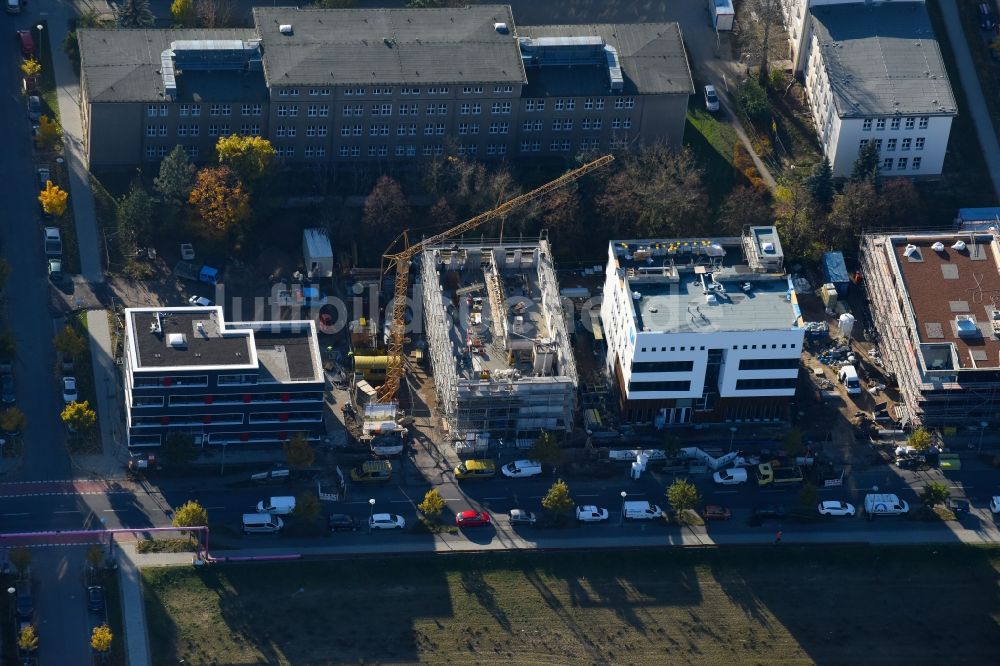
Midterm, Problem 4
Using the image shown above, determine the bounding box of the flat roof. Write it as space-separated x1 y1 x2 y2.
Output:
126 308 321 381
518 22 693 95
810 2 956 117
888 235 1000 370
79 29 261 103
252 6 526 87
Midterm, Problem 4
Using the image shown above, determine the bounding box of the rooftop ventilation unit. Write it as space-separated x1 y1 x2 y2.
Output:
955 315 980 337
952 240 967 251
160 50 176 100
761 242 775 253
279 24 293 35
903 244 919 257
167 333 188 348
604 45 623 91
494 22 509 34
632 291 642 300
932 241 945 252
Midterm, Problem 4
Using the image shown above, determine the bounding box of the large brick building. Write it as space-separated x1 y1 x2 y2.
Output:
78 5 693 168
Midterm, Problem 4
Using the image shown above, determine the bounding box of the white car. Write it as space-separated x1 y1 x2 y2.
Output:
62 377 77 404
990 496 1000 514
500 459 543 478
704 84 720 112
368 513 406 530
575 505 609 522
188 295 213 307
713 467 748 485
818 500 856 516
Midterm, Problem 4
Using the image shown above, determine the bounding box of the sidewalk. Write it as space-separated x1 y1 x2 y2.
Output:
117 544 152 666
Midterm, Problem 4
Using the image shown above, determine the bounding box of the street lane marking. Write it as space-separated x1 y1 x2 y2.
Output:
713 490 738 494
577 494 601 497
204 506 226 510
482 496 507 500
2 513 29 516
53 510 80 514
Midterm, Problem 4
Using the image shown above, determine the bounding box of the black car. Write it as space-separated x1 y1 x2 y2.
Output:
328 514 359 532
749 505 787 525
87 585 105 613
948 498 971 517
1 373 14 404
507 509 538 526
896 455 929 471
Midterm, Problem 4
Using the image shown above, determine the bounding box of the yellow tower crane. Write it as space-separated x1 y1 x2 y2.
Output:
376 154 614 402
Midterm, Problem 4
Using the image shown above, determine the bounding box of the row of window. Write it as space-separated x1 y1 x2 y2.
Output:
861 116 930 131
275 125 330 138
277 88 331 97
277 105 331 118
860 137 926 152
631 360 695 373
883 157 922 171
524 97 633 111
734 378 798 390
737 358 800 371
628 380 692 393
133 412 323 427
133 391 325 407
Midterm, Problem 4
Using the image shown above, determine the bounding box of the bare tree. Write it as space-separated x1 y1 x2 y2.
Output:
196 0 234 28
743 0 784 84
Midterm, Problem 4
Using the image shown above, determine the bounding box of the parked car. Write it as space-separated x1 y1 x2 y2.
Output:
327 514 359 532
16 29 34 57
14 580 32 620
507 509 537 526
48 258 63 282
369 513 406 530
895 455 930 471
1 373 14 404
713 467 748 485
455 510 491 527
749 505 787 524
702 504 732 521
704 84 720 112
453 459 497 480
26 95 40 121
575 505 609 522
188 295 213 307
500 459 542 478
61 352 75 372
62 376 77 403
991 496 1000 514
818 500 856 517
87 585 105 613
948 498 970 517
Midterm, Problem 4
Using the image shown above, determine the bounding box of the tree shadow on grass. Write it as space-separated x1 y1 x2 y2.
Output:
460 569 511 631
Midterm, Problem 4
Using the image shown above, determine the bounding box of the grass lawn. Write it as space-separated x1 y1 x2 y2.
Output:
144 545 1000 665
685 107 737 213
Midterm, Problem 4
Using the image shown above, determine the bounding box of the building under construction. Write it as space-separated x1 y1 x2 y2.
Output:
860 229 1000 429
420 236 577 443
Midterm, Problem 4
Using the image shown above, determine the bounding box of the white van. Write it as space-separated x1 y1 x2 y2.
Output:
713 467 748 485
838 365 862 395
256 496 296 515
242 513 284 534
623 501 663 520
864 493 909 519
500 460 543 478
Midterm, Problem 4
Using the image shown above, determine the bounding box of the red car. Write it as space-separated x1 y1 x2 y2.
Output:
702 504 732 521
455 510 491 527
16 29 34 57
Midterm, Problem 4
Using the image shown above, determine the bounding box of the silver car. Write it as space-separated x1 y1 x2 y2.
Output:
704 85 720 112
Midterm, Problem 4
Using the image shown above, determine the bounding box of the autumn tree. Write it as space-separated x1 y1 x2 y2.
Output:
91 624 113 655
86 544 105 569
54 325 87 358
736 78 771 124
39 180 69 217
162 432 199 465
596 143 708 238
216 134 276 184
61 400 97 432
188 166 251 238
35 115 63 152
537 185 580 235
428 196 457 228
9 546 31 574
718 186 772 234
283 433 315 469
422 153 520 223
0 407 26 434
172 500 209 528
921 481 950 507
773 176 820 260
417 488 446 519
114 0 154 27
541 479 575 516
528 431 563 471
170 0 196 25
362 175 411 238
20 58 41 78
666 478 700 512
196 0 235 28
742 0 784 84
154 145 197 208
18 626 38 654
909 428 933 452
293 491 321 522
828 180 881 246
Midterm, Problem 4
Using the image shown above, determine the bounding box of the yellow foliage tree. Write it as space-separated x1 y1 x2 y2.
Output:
170 0 196 26
215 135 276 183
20 58 41 78
188 166 251 237
61 400 96 432
38 180 69 218
35 115 63 152
91 624 113 653
18 626 39 653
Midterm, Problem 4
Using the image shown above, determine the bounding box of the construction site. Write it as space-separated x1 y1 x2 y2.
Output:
860 229 1000 429
419 236 578 445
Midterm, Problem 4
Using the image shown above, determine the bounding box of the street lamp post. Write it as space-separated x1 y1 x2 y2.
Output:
368 498 376 533
620 491 627 527
6 587 14 621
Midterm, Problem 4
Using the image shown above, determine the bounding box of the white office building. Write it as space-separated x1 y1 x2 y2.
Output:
600 227 805 425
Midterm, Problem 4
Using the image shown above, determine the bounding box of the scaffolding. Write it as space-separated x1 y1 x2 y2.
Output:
421 236 578 441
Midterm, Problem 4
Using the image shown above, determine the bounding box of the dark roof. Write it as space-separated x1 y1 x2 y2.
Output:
517 23 693 96
130 310 253 369
79 28 261 103
810 2 956 117
251 6 526 87
253 331 318 382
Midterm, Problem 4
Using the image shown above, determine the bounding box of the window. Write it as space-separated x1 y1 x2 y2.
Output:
189 125 199 137
890 117 900 130
915 137 925 150
566 99 576 111
493 85 512 94
530 140 541 152
734 378 797 390
463 86 483 95
207 124 220 137
339 146 350 157
875 118 886 130
859 139 868 150
897 157 907 170
611 118 621 129
883 157 894 170
555 99 564 111
628 380 691 392
905 117 915 129
520 140 531 152
564 119 573 130
458 122 469 135
240 124 261 136
901 137 911 151
306 126 317 137
307 104 318 117
862 118 873 131
342 104 364 117
614 97 634 109
243 104 262 116
158 125 167 137
132 396 164 408
918 116 929 129
179 103 190 117
738 358 799 370
277 146 295 158
278 88 299 96
369 104 392 117
209 104 221 117
317 147 326 157
525 99 535 111
427 87 449 95
595 99 604 110
218 374 258 386
631 361 694 373
345 88 365 96
423 145 434 156
370 123 390 136
372 87 392 96
579 138 599 151
912 157 921 170
491 101 511 115
873 139 882 151
147 104 157 118
886 138 896 151
489 122 508 135
399 103 418 116
469 123 479 135
146 125 156 137
460 103 470 115
400 87 420 95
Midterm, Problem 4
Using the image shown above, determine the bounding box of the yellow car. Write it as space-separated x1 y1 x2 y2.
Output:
453 459 496 480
